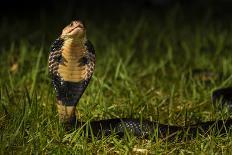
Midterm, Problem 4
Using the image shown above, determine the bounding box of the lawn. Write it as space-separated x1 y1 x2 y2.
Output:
0 4 232 154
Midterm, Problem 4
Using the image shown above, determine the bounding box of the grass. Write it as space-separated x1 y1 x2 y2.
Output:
1 5 232 154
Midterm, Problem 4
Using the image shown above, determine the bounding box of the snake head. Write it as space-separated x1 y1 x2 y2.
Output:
61 20 86 39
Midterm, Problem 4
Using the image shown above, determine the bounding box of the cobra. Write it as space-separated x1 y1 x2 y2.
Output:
49 20 232 139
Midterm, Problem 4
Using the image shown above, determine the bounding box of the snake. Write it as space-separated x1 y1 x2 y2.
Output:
48 20 232 140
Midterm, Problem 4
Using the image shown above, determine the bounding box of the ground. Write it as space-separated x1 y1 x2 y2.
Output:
0 4 232 154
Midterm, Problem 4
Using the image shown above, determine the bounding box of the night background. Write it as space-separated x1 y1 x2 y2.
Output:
0 0 232 154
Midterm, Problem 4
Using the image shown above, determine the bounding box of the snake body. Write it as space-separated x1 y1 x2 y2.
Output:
49 20 232 139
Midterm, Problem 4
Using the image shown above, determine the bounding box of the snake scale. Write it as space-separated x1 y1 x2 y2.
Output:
48 20 232 140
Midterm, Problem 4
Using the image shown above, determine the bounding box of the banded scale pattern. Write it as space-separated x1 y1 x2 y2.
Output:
49 26 95 107
49 40 95 106
48 20 95 123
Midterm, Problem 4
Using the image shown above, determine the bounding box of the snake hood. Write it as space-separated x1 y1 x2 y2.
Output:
49 20 95 123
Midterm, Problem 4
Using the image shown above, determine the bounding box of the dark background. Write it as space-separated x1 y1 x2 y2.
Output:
0 0 231 50
1 0 232 19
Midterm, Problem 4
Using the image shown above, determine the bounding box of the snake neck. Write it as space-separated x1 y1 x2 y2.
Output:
62 37 86 49
57 39 82 124
56 100 76 125
54 37 94 126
